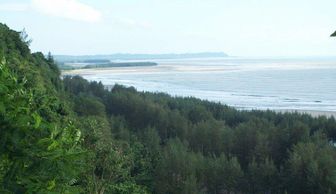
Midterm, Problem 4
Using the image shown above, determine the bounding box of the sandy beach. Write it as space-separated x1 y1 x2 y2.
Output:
62 60 336 76
61 63 241 76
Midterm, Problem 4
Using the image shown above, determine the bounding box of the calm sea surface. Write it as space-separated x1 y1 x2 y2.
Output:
70 57 336 112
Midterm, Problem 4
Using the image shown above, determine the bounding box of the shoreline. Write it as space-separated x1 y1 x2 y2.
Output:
273 109 336 118
61 65 336 119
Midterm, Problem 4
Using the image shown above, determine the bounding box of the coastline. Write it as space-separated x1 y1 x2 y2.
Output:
61 65 172 75
61 64 336 119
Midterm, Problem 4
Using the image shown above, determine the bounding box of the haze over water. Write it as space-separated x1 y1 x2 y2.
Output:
69 57 336 112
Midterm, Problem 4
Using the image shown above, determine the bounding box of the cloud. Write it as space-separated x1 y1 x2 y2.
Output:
0 3 29 12
31 0 102 23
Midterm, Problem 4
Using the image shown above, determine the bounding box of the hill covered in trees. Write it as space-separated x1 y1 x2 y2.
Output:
1 23 336 194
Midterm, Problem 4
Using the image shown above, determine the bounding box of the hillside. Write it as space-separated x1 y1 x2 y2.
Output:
1 23 336 194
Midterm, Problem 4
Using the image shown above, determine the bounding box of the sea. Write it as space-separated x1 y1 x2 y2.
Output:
69 57 336 112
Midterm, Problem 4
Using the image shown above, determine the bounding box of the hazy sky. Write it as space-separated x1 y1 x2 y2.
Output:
1 0 336 56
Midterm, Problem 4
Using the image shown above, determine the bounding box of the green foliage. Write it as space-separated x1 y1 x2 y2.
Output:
287 140 336 194
154 138 201 194
0 24 30 59
0 59 83 193
245 158 279 193
74 94 106 116
85 143 131 194
0 23 145 194
203 154 243 193
109 182 149 194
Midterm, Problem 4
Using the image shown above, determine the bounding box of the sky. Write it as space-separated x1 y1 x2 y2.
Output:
0 0 336 57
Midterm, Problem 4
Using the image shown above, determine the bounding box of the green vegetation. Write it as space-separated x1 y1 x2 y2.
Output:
1 23 336 193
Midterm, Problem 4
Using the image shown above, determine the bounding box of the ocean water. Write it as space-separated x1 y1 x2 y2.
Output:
73 57 336 112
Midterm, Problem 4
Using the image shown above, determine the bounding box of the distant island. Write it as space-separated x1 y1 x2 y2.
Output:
54 52 228 63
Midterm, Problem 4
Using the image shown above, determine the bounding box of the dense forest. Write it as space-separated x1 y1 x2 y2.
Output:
1 23 336 194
